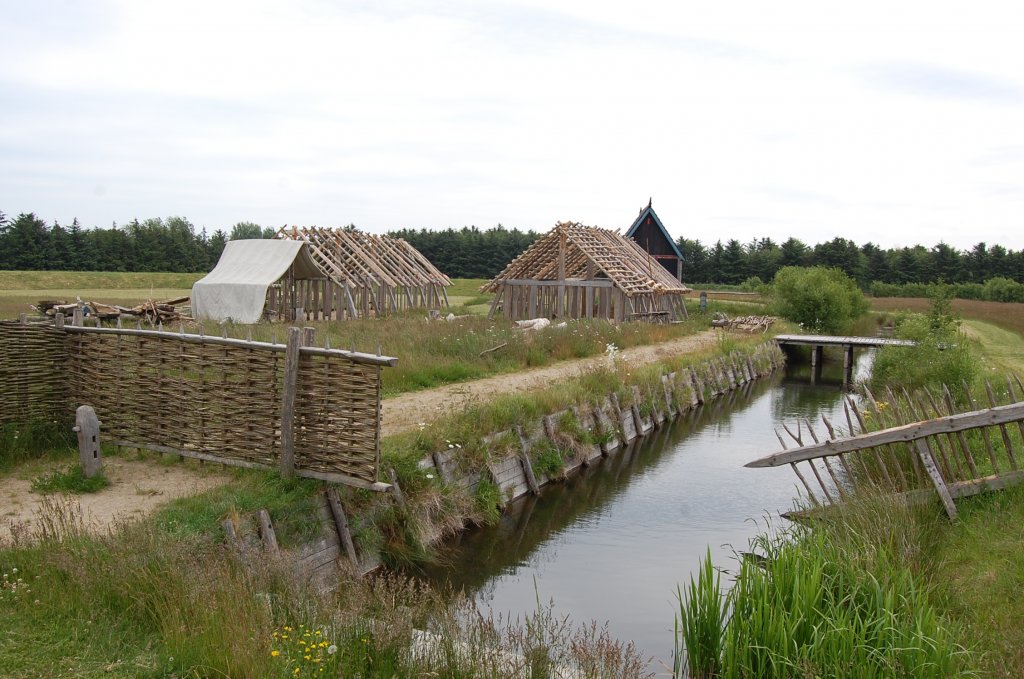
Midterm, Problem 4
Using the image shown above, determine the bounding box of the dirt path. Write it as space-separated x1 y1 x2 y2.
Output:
1 330 720 540
382 329 721 436
0 457 229 542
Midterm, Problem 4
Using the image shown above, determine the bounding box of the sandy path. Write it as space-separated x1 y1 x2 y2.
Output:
382 329 721 436
0 457 229 542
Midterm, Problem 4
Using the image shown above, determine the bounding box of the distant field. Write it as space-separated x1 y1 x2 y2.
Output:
869 296 1024 337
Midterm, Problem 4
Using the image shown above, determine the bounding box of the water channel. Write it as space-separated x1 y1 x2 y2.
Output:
417 350 874 673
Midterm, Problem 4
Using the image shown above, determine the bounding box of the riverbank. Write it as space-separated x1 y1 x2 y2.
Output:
0 327 780 677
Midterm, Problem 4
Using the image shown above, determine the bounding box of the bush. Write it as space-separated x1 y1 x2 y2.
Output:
871 289 979 397
768 266 869 333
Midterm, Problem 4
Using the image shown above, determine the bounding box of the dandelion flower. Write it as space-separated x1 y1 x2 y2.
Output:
271 650 280 658
327 645 338 655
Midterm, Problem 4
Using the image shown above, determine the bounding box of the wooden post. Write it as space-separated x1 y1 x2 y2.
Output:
326 487 359 566
388 468 406 512
915 439 958 519
257 509 279 552
556 227 566 318
279 327 302 479
54 312 65 329
516 426 541 494
72 306 84 327
72 405 103 479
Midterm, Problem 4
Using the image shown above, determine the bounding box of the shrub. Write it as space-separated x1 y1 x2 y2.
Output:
768 266 869 333
871 289 979 398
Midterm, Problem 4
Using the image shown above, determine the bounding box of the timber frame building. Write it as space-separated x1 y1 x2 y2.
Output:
482 221 689 323
270 226 451 320
625 199 684 282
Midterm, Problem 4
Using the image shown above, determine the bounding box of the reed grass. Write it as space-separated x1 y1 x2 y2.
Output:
674 494 973 678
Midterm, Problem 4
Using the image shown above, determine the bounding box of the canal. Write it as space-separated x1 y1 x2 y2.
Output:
418 350 873 673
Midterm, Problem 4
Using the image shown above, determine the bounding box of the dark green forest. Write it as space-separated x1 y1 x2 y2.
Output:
2 211 1023 298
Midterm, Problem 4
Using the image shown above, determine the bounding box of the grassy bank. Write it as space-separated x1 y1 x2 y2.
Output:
0 331 778 678
0 496 648 678
677 295 1024 678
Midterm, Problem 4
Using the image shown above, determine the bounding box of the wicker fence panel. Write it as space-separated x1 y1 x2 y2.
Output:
0 320 69 426
67 330 284 466
295 352 380 483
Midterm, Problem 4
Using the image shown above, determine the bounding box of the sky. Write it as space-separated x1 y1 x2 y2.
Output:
2 0 1023 251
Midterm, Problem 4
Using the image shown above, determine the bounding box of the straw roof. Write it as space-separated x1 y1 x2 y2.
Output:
482 221 689 296
275 226 450 288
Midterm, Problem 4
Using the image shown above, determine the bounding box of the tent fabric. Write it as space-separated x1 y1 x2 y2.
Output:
192 240 321 323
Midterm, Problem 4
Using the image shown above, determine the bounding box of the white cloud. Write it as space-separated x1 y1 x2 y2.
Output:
1 0 1023 249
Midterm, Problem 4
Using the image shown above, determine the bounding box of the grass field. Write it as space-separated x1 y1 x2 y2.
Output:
0 271 200 319
870 296 1024 337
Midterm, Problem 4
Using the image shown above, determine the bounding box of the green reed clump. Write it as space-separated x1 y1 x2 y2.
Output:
675 496 973 678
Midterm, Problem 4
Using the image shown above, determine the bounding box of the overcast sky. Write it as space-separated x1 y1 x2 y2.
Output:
2 1 1023 250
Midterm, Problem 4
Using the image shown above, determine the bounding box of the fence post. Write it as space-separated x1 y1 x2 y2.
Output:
73 405 103 479
279 327 302 479
915 439 958 519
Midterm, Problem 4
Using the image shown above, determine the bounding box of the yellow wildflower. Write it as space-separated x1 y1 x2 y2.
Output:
270 650 280 658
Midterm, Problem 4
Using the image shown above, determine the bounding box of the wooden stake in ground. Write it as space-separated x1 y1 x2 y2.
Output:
73 405 103 479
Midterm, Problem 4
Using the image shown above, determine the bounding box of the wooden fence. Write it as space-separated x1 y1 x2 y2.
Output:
1 315 396 490
746 379 1024 518
0 317 68 426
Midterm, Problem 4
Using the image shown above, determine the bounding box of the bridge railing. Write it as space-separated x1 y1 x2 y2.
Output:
746 378 1024 518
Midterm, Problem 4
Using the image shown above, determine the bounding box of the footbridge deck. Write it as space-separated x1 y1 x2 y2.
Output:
775 334 916 349
774 334 915 385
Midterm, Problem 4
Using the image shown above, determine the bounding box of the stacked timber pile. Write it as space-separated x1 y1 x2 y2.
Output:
34 297 191 324
711 313 776 332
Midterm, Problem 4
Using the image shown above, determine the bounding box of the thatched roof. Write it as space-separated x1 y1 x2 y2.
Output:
275 226 450 288
482 221 689 296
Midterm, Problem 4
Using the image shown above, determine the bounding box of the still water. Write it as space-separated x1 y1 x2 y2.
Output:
418 352 873 672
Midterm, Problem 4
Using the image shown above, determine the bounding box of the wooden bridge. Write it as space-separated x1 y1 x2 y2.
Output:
775 334 916 385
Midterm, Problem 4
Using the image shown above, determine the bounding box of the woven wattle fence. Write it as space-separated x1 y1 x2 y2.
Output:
0 317 395 490
0 318 69 426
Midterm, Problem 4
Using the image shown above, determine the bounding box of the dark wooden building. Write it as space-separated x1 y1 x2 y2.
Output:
625 199 683 281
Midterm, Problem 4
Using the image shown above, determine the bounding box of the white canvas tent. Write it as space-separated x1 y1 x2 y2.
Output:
192 240 321 323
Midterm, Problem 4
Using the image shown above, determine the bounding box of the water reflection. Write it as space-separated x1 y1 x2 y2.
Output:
416 352 873 672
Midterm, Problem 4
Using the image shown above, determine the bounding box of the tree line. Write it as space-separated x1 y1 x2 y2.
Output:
2 211 1022 290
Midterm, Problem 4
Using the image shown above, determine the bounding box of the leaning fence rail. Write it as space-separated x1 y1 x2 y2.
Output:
746 379 1024 519
1 314 396 491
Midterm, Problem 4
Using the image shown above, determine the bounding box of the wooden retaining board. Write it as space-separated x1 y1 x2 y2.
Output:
572 405 603 463
593 398 622 454
487 452 530 502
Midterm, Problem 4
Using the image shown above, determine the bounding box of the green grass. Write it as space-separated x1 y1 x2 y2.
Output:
0 419 76 471
202 312 714 397
961 319 1024 375
0 498 649 678
30 465 110 494
675 494 973 678
931 484 1024 677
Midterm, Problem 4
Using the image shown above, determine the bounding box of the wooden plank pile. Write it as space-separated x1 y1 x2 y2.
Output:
711 313 776 332
34 297 191 323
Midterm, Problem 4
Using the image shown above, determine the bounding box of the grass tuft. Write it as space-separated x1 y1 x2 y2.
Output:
30 465 110 494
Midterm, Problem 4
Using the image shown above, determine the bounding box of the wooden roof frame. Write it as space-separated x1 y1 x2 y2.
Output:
275 226 451 290
482 221 689 296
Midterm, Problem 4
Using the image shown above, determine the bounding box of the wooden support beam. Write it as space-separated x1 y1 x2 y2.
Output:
279 327 302 479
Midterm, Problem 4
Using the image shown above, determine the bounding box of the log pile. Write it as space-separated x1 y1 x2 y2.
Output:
33 297 191 324
711 313 776 333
